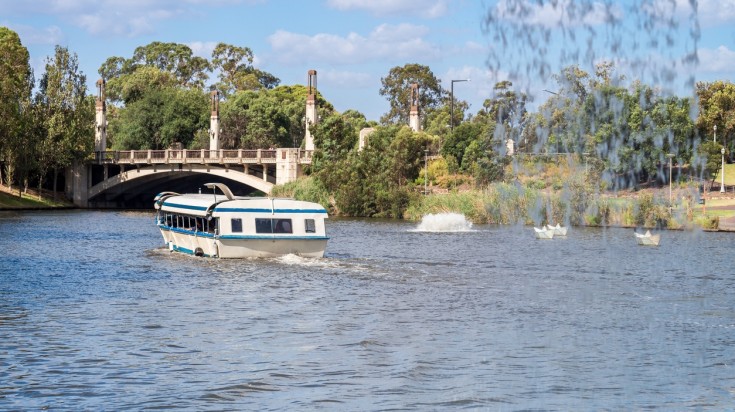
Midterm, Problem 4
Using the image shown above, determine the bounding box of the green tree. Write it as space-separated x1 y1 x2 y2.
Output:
37 45 94 197
210 43 280 96
131 41 210 89
110 87 208 150
696 80 735 162
481 80 527 154
0 27 33 192
379 64 442 126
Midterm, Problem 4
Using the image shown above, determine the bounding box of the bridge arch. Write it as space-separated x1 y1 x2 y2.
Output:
87 165 274 208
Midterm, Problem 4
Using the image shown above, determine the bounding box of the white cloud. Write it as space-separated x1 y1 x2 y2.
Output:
443 66 514 106
2 22 64 45
2 0 217 37
188 41 219 58
326 0 449 18
493 0 623 28
698 0 735 27
268 23 441 65
321 69 372 88
698 46 735 73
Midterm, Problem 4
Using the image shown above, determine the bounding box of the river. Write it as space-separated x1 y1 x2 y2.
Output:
1 210 733 410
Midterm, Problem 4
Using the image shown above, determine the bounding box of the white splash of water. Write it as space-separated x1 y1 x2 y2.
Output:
414 213 474 232
275 254 335 267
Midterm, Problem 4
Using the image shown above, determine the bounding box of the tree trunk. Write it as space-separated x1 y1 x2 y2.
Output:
53 167 58 201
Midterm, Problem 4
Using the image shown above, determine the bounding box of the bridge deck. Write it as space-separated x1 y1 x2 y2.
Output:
92 149 312 165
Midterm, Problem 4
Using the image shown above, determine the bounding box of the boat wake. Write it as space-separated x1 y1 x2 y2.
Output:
412 213 474 232
274 253 338 268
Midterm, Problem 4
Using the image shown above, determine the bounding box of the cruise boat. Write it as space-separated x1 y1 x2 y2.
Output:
153 183 329 258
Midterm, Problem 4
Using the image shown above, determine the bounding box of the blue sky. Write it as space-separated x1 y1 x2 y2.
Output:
2 0 734 121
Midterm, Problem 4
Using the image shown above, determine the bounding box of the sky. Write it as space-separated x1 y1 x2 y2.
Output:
2 0 735 122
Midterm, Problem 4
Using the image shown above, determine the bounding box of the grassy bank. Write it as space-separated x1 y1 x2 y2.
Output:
0 186 73 209
405 183 732 231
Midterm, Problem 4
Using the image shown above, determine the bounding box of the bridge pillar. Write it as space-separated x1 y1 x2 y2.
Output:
409 83 421 132
276 148 302 185
95 79 107 152
304 70 318 151
209 90 221 151
66 161 90 207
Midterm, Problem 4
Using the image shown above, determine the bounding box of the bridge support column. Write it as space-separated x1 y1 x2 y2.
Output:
66 161 90 207
276 148 301 185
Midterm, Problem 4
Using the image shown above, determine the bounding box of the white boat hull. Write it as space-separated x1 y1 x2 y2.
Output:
534 227 554 239
154 183 329 259
546 223 567 236
635 230 660 246
160 227 327 258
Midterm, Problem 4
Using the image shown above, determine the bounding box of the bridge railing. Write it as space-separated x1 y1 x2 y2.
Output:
93 149 310 165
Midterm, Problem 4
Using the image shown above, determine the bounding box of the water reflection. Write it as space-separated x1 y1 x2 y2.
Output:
0 210 733 409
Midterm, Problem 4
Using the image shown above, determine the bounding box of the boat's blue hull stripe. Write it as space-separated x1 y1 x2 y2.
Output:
162 202 326 214
171 244 213 257
214 208 327 214
218 235 329 240
158 225 216 238
163 202 208 211
159 225 327 240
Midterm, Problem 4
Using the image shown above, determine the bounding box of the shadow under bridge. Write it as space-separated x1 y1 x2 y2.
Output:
86 164 275 209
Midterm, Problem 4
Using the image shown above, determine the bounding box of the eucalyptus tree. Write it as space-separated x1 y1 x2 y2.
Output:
109 86 208 150
696 80 735 162
210 43 280 96
37 45 94 196
0 27 33 191
379 63 442 127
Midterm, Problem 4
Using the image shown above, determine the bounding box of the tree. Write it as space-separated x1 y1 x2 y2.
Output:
379 64 442 126
0 27 33 192
481 81 528 153
110 86 208 150
37 46 94 196
696 80 735 162
131 41 210 89
211 43 279 95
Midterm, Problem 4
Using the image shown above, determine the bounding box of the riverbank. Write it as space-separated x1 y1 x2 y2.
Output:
405 183 735 232
0 185 74 210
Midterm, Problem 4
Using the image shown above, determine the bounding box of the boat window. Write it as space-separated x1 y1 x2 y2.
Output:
274 219 292 234
231 218 243 233
305 219 316 233
255 218 273 233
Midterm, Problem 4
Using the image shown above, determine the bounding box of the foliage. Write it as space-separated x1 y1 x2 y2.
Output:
0 27 33 194
211 43 279 96
37 45 94 194
379 63 442 127
269 176 331 210
219 86 316 150
311 125 430 218
404 191 492 223
110 87 208 150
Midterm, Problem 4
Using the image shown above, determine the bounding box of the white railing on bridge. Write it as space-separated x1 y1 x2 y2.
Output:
92 149 313 165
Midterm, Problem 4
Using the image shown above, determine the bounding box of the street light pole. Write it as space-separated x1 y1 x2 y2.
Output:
424 149 429 196
721 147 726 193
714 124 717 143
667 153 675 206
450 79 470 132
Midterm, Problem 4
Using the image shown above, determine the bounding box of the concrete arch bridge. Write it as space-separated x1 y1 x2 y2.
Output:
66 148 312 208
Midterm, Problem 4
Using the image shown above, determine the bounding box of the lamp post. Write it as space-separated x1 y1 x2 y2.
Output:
450 79 470 132
424 149 429 196
544 89 561 154
667 153 675 207
714 124 717 143
721 147 726 193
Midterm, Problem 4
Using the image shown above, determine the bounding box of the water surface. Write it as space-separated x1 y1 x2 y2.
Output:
1 210 733 410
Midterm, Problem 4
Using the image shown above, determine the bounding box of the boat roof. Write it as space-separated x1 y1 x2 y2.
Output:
155 193 328 218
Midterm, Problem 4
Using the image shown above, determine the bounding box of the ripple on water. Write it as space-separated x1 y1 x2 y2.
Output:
1 213 735 409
